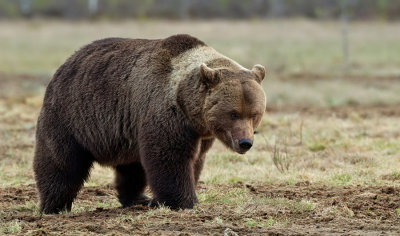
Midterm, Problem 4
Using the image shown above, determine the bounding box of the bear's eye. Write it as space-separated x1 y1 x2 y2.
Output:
230 112 239 120
251 114 257 120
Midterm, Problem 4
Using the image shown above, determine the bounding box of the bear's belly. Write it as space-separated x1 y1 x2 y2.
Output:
94 147 141 166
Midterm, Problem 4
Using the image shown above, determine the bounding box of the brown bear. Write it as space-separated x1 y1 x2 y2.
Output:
34 34 266 214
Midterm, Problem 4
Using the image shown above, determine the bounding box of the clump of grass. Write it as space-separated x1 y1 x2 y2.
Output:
347 208 355 217
245 218 257 226
243 216 282 228
224 228 239 236
71 199 119 214
261 197 315 214
11 200 39 215
115 214 135 224
272 142 291 173
372 140 400 155
391 172 400 180
332 173 352 185
308 143 326 152
198 187 248 205
96 200 116 208
296 200 315 212
261 119 304 174
213 217 223 225
146 206 171 215
263 217 276 227
227 176 244 184
3 220 22 234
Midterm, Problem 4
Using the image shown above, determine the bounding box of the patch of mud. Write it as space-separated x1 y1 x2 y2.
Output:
244 183 400 228
1 183 399 235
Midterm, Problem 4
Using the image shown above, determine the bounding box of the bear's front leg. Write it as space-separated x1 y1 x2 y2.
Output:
115 162 150 207
139 125 199 209
194 138 215 185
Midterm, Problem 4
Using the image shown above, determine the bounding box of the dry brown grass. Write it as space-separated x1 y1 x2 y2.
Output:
0 20 399 235
202 110 400 187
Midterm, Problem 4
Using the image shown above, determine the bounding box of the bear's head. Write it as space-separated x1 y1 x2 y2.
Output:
201 63 266 154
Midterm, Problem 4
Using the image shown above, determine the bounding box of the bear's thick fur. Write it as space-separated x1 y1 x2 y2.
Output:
34 34 266 213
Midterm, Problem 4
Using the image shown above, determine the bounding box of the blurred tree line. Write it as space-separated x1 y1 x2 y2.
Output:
0 0 399 20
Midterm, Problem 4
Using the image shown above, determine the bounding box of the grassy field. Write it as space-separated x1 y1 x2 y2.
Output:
0 20 399 235
1 19 400 76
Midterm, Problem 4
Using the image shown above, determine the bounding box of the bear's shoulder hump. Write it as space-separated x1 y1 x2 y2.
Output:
161 34 206 57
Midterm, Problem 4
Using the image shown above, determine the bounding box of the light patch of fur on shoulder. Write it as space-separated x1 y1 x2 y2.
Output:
169 45 247 99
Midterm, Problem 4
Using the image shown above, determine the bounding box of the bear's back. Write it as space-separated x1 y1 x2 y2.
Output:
39 35 207 163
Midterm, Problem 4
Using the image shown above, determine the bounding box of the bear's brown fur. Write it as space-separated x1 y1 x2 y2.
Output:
34 34 266 213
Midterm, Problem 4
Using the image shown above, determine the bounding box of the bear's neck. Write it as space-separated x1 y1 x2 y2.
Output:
168 46 223 138
175 72 211 138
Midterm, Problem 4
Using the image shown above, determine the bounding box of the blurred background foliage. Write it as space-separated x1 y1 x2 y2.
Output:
0 0 400 20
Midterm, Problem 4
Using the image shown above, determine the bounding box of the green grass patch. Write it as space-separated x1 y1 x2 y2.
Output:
261 197 315 214
308 143 326 152
198 187 248 205
71 199 120 214
391 172 400 180
2 220 22 234
371 139 400 155
243 216 284 228
11 200 39 214
331 173 352 185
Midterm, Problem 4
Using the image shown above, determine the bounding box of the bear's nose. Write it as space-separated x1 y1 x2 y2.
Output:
239 139 253 150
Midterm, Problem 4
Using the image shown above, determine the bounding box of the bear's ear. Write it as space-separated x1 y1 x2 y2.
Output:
200 63 220 88
252 64 266 83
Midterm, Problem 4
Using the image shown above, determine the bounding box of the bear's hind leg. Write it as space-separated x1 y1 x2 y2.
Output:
115 162 149 207
34 137 93 214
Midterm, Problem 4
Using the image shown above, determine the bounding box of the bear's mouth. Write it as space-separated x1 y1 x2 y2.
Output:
234 146 249 155
236 149 247 154
231 137 249 155
214 130 249 154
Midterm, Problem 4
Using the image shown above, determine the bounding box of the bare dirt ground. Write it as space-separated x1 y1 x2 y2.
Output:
1 74 400 235
1 183 399 235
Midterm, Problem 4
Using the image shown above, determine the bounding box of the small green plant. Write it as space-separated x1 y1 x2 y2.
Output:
228 176 243 184
332 173 352 185
295 200 315 212
115 214 135 224
330 207 338 215
372 140 400 155
391 172 400 180
347 209 355 217
214 217 223 225
263 217 275 227
308 143 326 152
96 201 110 208
281 219 289 227
395 208 400 216
3 220 22 234
246 218 257 226
244 217 277 227
11 200 38 214
155 206 171 214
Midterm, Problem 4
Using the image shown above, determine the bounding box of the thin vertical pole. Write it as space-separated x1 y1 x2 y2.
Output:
88 0 98 16
340 0 349 72
19 0 31 16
